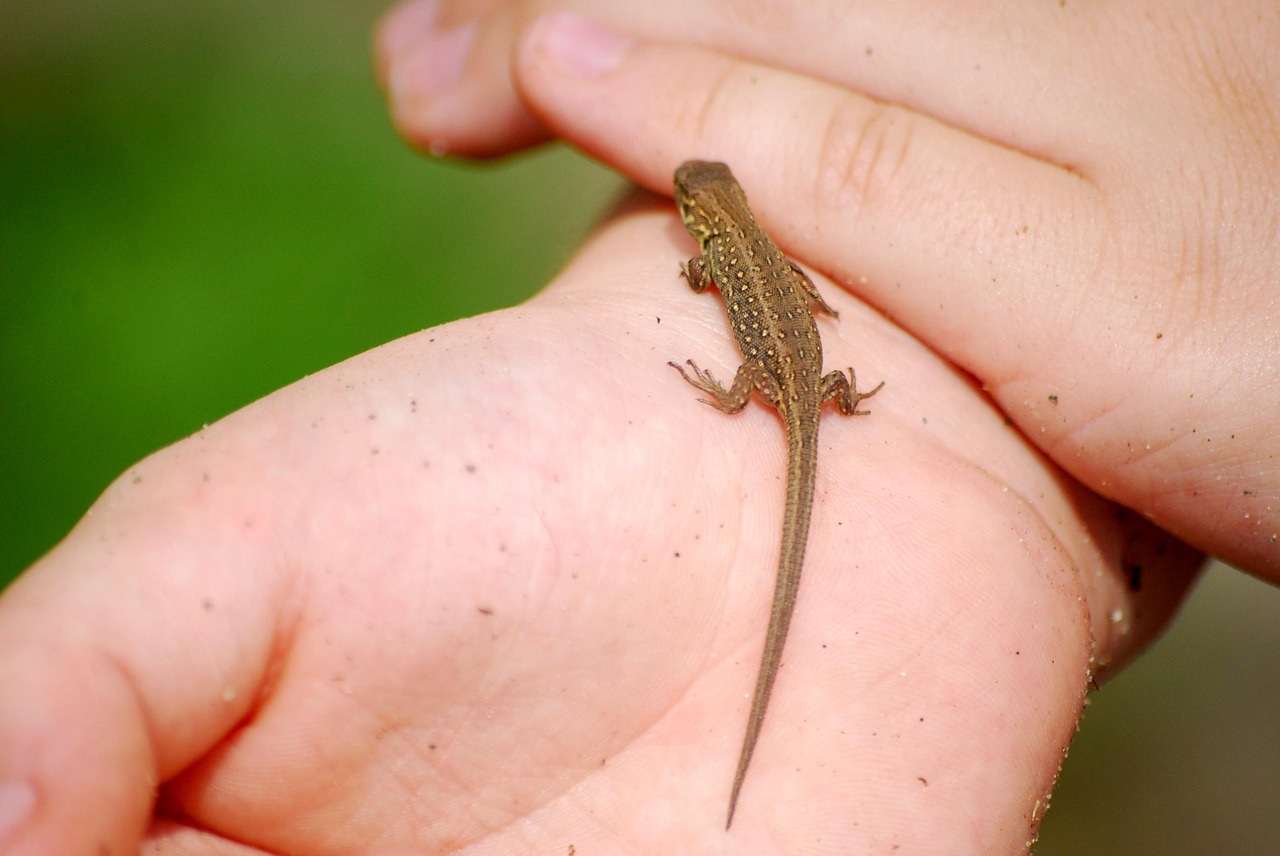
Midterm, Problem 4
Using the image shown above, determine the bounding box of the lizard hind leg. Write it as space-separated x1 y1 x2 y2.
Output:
821 368 885 416
668 360 770 414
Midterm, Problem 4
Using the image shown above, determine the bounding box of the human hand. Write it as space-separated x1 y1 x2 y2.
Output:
0 195 1200 853
377 0 1280 579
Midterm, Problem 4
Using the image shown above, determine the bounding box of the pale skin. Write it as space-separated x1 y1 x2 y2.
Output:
0 0 1271 853
377 0 1280 578
0 201 1196 855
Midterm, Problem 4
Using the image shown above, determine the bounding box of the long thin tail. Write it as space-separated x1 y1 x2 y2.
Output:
726 411 818 828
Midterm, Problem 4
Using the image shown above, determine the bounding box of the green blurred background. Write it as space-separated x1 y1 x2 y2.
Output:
2 2 1277 852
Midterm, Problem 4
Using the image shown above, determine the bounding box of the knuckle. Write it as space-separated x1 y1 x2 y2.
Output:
813 99 917 218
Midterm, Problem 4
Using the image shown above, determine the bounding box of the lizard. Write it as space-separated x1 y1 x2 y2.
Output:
669 160 883 829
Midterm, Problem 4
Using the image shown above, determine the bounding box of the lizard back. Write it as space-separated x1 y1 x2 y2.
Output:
671 160 881 828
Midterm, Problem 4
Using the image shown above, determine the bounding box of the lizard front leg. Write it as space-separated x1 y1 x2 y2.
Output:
680 255 714 294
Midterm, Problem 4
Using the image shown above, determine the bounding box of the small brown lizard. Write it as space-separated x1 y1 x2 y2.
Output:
670 160 883 828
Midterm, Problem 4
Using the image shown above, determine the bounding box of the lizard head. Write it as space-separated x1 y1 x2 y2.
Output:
674 160 744 247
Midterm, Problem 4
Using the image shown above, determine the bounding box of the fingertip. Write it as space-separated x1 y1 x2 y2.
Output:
377 3 551 159
373 0 441 92
0 649 152 855
390 21 475 102
384 22 478 155
519 11 633 81
375 0 474 154
388 79 551 160
514 11 667 182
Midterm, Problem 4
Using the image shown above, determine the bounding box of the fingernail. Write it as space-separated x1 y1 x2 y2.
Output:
532 11 631 78
389 20 476 101
379 0 441 66
0 780 35 847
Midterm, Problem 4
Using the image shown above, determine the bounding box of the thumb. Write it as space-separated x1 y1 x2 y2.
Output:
0 435 282 854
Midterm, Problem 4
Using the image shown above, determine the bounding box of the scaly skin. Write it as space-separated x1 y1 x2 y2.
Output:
669 160 883 829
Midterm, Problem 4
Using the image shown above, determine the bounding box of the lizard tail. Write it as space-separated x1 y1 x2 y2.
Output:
726 410 818 828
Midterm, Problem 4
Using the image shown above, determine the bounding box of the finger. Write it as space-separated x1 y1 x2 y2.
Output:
378 0 1253 190
0 451 284 854
378 0 1177 170
635 0 1201 172
516 13 1100 360
516 12 1280 577
375 0 550 157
